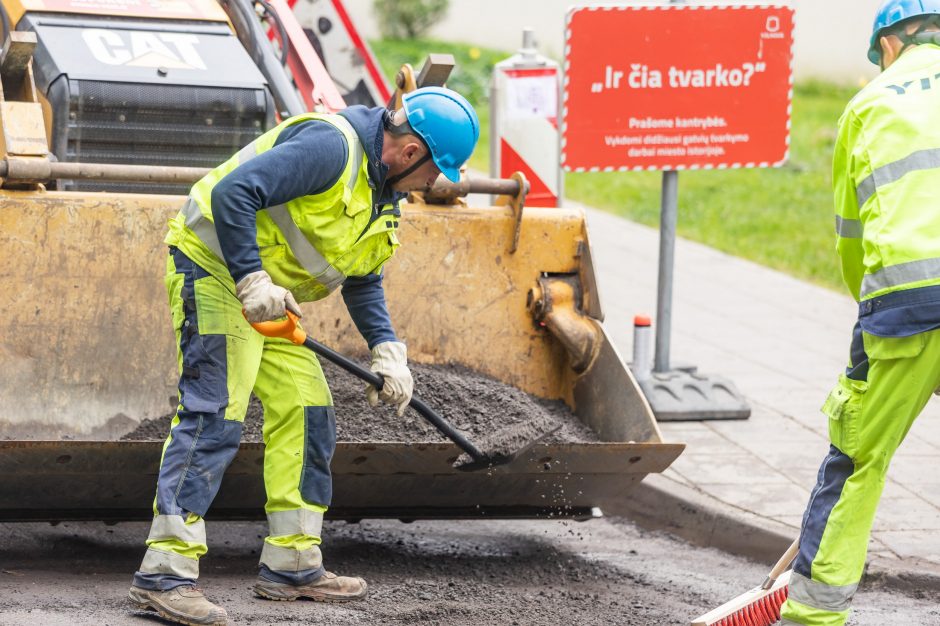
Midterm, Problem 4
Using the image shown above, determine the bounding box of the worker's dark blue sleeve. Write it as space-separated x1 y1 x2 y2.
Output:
342 273 398 349
210 121 349 283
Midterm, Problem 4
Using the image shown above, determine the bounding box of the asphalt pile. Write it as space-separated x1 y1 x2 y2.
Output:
123 360 600 444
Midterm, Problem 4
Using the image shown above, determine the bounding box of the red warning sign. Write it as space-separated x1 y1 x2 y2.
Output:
562 4 794 172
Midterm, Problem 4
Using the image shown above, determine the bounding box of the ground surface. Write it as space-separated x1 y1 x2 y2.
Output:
1 517 936 626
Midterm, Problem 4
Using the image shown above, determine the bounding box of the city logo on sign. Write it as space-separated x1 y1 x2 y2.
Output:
762 16 785 40
82 29 207 70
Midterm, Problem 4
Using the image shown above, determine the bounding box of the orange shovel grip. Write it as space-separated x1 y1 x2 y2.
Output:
247 310 307 345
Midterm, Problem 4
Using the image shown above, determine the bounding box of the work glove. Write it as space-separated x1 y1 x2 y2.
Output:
366 341 414 416
235 270 303 324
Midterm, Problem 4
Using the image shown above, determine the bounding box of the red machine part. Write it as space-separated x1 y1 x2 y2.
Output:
275 0 391 109
326 0 391 102
263 0 347 112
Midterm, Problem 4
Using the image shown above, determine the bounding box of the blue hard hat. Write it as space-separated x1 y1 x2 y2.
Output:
402 87 479 183
869 0 940 64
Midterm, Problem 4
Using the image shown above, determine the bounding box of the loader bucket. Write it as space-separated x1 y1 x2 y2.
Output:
0 189 684 521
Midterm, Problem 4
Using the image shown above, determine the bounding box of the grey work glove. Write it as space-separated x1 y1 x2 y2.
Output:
366 341 414 416
235 270 302 323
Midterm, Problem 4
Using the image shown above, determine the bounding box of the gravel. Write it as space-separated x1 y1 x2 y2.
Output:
122 360 600 444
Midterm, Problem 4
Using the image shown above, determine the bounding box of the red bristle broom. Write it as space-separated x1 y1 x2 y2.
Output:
690 538 800 626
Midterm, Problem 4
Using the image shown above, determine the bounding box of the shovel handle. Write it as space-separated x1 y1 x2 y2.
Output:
301 336 486 463
247 311 487 463
248 311 307 345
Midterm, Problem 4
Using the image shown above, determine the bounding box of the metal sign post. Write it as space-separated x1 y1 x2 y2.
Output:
655 169 678 374
563 2 796 421
654 0 683 375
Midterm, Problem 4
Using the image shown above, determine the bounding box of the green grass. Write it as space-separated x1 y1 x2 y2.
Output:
370 38 858 290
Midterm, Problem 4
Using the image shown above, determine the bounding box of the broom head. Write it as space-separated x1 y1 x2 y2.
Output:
690 569 791 626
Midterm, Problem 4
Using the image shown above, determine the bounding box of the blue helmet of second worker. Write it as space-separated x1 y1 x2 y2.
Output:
400 86 480 183
869 0 940 64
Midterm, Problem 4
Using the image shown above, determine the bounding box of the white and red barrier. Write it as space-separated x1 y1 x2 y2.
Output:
490 30 562 208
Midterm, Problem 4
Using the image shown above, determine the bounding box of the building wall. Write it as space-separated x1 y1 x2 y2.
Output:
330 0 883 84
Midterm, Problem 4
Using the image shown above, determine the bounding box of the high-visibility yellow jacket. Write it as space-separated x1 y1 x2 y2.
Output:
165 112 400 303
835 44 940 302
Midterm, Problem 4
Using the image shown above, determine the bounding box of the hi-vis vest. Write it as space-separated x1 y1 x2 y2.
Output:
834 44 940 302
165 113 400 302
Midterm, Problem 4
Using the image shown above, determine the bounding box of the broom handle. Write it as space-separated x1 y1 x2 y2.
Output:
761 538 801 590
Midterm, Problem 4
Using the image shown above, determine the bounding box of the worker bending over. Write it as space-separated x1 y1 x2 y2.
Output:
127 86 479 626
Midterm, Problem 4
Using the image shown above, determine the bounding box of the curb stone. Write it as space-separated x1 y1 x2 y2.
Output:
608 473 940 596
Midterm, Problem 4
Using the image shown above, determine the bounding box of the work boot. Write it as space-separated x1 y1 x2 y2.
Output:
128 584 228 625
253 570 368 602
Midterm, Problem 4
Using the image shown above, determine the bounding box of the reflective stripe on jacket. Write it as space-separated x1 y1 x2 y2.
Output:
165 113 400 302
834 44 940 302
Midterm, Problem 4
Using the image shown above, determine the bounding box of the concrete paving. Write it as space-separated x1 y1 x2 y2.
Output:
579 202 940 587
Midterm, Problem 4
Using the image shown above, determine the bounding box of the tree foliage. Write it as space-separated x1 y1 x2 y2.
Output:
373 0 450 39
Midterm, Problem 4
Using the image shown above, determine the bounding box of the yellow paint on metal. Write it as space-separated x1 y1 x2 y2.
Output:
0 102 47 157
1 0 30 26
318 203 592 401
0 191 179 438
0 190 655 442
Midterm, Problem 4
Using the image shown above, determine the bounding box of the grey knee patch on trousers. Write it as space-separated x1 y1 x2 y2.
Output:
162 414 243 517
300 406 336 506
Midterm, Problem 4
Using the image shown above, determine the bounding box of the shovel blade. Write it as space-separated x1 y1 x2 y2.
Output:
452 416 561 471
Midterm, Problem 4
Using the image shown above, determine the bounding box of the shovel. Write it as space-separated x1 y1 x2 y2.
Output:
249 312 558 471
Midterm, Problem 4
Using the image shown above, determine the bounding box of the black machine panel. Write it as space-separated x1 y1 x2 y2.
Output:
20 14 276 195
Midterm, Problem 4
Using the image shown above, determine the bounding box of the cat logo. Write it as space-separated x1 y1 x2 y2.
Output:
82 29 207 70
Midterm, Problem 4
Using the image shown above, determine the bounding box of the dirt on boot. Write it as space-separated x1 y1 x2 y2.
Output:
254 571 368 603
128 585 227 626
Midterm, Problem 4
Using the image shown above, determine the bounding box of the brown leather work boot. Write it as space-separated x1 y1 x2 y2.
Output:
253 570 368 602
128 584 228 625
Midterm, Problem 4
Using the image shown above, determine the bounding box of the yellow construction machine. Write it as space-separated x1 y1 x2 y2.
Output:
0 0 683 521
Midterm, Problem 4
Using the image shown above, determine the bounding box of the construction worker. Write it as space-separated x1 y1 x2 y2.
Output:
780 1 940 624
127 86 479 626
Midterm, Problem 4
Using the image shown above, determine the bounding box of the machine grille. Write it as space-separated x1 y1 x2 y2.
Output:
61 80 270 195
